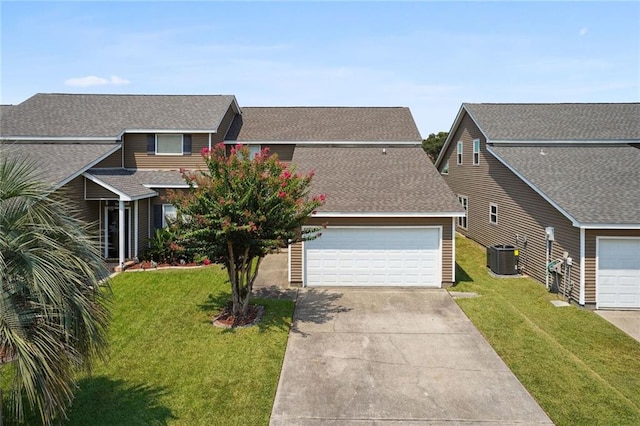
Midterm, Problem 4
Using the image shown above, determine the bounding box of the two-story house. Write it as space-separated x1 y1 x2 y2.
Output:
436 103 640 309
1 93 464 288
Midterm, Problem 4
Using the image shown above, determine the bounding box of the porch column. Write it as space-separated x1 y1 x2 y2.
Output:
118 199 125 268
134 200 139 258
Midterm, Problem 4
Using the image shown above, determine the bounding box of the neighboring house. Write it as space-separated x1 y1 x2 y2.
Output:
435 103 640 309
1 94 464 288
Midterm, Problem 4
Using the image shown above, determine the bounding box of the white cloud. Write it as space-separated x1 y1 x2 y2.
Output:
579 27 588 36
64 75 130 87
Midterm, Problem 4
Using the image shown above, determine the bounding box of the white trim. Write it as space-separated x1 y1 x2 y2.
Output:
486 145 580 226
491 139 640 145
456 140 463 165
489 202 498 224
473 138 480 166
117 128 216 140
287 243 292 284
223 140 421 146
134 200 139 258
155 134 184 156
595 236 640 309
54 144 122 190
143 183 190 189
451 218 456 283
301 240 306 287
147 198 152 242
83 172 157 201
312 212 466 218
2 136 117 142
580 223 640 230
579 227 586 305
457 195 468 229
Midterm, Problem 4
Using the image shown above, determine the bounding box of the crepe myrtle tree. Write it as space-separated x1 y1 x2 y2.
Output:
168 143 325 319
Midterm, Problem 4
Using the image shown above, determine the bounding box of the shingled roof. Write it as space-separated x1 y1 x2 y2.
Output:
0 142 120 188
463 103 640 141
291 146 464 214
85 169 187 200
0 93 238 138
225 107 422 142
490 145 640 225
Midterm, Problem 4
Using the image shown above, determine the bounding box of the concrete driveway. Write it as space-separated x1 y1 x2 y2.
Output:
596 310 640 343
270 288 552 425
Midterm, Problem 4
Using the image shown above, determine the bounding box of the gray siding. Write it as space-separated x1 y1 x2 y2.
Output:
441 112 581 299
85 179 119 200
94 149 122 168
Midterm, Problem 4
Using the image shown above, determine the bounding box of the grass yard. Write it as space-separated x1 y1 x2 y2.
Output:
64 266 294 425
453 235 640 425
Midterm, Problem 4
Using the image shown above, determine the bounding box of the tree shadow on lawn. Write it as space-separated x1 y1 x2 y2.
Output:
197 292 296 334
66 376 176 425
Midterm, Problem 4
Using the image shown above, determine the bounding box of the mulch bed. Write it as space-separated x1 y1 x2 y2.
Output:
126 261 201 271
213 305 264 328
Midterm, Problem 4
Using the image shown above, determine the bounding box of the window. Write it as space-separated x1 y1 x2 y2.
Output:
473 139 480 165
162 204 177 228
458 195 468 229
489 203 498 224
156 134 183 155
441 159 449 175
457 141 463 165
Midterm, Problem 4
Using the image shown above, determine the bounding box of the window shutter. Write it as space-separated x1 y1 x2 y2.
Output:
183 134 192 156
153 204 163 230
147 134 155 155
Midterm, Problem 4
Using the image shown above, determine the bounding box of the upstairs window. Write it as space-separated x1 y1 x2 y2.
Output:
147 133 192 156
156 134 183 155
458 195 468 229
489 203 498 224
441 159 449 175
457 141 463 165
473 139 480 165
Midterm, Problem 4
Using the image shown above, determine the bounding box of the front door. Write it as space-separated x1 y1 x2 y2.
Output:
105 207 131 259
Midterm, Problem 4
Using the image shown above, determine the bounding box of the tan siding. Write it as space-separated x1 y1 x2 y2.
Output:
57 177 101 250
585 229 640 305
137 199 149 254
441 112 581 299
124 133 209 169
293 216 454 286
93 150 122 168
267 144 295 162
85 179 119 199
290 242 303 285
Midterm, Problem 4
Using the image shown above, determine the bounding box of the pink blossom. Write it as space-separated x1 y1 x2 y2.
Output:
278 191 286 198
203 258 211 265
281 170 292 179
319 194 326 202
201 147 210 156
281 181 287 188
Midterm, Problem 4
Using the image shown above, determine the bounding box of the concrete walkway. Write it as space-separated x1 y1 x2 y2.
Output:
271 288 552 425
596 310 640 343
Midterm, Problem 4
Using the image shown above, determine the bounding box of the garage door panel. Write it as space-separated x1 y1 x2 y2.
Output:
597 238 640 309
305 227 441 287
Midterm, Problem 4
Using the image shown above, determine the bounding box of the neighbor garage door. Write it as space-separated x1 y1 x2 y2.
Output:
597 237 640 309
304 227 441 287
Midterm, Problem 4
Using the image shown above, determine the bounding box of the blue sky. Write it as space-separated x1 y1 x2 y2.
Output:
1 1 638 136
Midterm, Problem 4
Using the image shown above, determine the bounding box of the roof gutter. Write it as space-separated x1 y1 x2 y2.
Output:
312 212 466 218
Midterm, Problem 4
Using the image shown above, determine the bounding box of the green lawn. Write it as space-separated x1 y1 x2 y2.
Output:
453 235 640 425
65 267 294 425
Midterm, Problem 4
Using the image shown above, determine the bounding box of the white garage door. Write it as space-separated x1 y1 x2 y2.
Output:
304 227 441 287
597 238 640 309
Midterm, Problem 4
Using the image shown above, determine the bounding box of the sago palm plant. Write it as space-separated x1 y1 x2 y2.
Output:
0 155 111 425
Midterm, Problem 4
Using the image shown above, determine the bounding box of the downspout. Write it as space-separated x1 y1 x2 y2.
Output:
579 227 586 306
209 133 212 151
118 199 125 269
134 200 139 258
451 217 456 283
